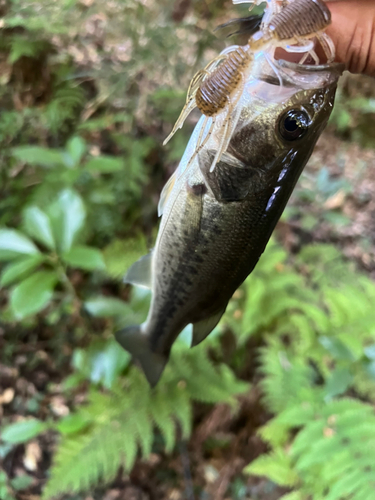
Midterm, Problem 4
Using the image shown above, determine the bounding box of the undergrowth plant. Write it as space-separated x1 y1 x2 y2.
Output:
240 244 375 500
1 287 248 498
0 188 105 321
9 135 154 241
3 241 375 499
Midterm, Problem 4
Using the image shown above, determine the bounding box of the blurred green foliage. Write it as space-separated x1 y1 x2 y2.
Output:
1 1 375 500
242 246 375 500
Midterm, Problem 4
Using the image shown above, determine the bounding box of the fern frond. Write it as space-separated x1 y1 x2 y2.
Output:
44 85 85 133
250 399 375 500
245 448 299 487
258 337 320 413
282 399 375 500
44 342 248 498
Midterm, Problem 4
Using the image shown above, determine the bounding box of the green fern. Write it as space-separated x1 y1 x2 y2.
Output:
43 85 85 134
258 337 322 414
245 448 299 488
248 398 375 500
223 242 304 344
8 36 49 63
241 243 375 500
43 342 248 499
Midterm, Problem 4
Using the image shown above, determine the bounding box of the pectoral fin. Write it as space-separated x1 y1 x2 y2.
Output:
124 253 152 289
198 149 259 202
191 308 226 347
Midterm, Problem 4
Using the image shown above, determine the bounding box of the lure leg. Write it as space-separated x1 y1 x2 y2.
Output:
210 114 231 172
185 117 216 171
283 37 319 65
316 32 336 63
296 37 320 65
270 0 281 14
210 85 244 173
194 115 212 161
219 97 243 159
209 71 248 173
261 0 280 27
219 45 241 57
265 53 284 86
220 78 248 156
163 95 199 145
284 38 315 55
298 46 320 65
164 52 232 146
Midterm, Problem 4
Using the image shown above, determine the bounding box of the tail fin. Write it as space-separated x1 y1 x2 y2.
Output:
115 326 167 388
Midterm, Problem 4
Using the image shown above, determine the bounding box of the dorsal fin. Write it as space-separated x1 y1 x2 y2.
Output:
191 308 225 347
124 252 152 289
158 172 177 217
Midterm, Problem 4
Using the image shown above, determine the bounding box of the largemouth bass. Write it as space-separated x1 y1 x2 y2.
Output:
116 55 344 387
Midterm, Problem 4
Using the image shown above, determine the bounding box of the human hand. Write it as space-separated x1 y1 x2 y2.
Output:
326 0 375 76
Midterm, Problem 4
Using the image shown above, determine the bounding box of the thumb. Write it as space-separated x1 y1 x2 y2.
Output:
326 0 375 76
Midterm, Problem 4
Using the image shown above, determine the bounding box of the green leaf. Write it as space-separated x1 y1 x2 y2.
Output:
89 342 131 388
364 345 375 360
85 156 124 173
10 475 34 491
55 414 91 436
84 296 133 318
319 336 355 361
0 230 40 262
103 237 148 279
8 36 46 63
1 419 47 444
0 443 13 459
71 340 131 389
65 136 86 167
324 367 353 399
10 271 58 318
0 255 45 287
23 207 55 250
11 146 63 168
63 246 105 271
365 360 375 380
48 189 86 253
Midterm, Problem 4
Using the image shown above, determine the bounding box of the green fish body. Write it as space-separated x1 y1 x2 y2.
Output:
116 56 344 386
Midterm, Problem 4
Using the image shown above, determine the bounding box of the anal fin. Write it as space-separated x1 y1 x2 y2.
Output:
124 253 152 289
191 308 225 347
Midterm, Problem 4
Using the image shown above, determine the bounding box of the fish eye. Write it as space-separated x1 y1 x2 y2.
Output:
278 109 311 141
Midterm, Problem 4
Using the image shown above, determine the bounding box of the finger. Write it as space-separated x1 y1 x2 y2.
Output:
326 0 375 76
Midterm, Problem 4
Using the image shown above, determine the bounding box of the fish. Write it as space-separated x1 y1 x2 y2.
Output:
116 54 344 387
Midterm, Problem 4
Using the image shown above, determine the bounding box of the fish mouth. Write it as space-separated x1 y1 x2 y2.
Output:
253 56 345 90
277 59 345 75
